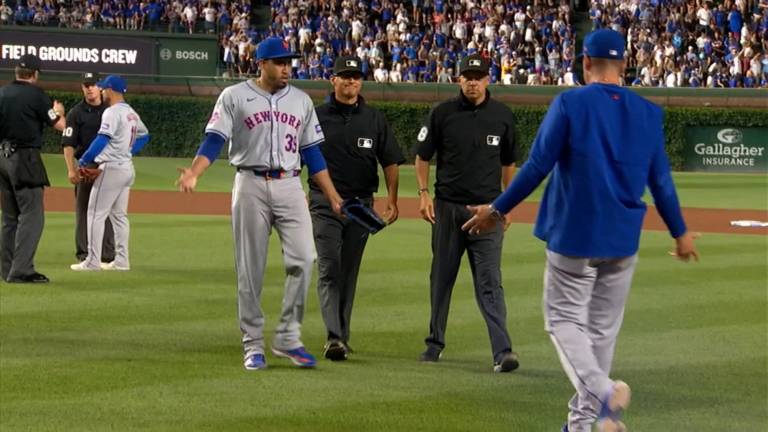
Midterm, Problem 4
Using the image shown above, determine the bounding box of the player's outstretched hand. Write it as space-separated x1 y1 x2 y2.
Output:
462 204 498 235
176 167 198 192
669 231 700 262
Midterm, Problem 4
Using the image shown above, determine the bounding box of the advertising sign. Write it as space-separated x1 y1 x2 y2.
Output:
0 29 155 74
684 127 767 173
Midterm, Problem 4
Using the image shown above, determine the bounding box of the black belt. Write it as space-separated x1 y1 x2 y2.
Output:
237 168 302 179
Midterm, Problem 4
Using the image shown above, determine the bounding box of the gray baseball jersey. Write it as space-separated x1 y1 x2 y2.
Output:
96 102 148 163
204 80 323 364
205 81 324 169
77 101 147 271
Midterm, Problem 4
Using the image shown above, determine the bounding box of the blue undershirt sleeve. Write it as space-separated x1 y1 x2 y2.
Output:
79 134 111 166
195 132 226 163
131 134 151 156
493 96 569 214
300 144 327 176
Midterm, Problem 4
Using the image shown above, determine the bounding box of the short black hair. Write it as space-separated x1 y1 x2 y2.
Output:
14 66 36 80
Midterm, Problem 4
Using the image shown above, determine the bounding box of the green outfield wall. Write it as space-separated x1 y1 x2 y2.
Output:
38 90 768 171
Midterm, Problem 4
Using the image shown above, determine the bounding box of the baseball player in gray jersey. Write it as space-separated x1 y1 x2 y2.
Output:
70 75 150 272
176 37 344 371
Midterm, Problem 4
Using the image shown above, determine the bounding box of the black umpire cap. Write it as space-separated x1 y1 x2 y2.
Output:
458 54 489 76
82 72 99 85
333 56 364 76
18 54 42 72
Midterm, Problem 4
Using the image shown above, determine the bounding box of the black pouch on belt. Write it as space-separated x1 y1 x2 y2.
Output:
14 148 50 189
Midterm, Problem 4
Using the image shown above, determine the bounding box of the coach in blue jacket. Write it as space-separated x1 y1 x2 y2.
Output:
462 29 699 432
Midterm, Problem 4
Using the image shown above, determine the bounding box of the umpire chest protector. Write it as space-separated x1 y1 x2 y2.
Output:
312 94 402 199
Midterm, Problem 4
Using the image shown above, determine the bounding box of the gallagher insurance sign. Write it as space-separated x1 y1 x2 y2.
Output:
684 127 767 173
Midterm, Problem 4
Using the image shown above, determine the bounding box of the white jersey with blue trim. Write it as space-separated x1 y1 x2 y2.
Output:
95 102 148 163
205 80 324 170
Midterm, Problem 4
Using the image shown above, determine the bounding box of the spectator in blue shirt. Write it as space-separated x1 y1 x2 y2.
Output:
728 6 743 37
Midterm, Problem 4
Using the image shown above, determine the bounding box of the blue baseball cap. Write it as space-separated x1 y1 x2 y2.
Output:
256 37 300 61
96 75 127 94
582 29 625 60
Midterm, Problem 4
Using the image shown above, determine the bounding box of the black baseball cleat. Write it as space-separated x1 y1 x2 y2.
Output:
323 339 348 361
6 272 50 284
493 351 520 373
419 346 442 362
341 341 354 354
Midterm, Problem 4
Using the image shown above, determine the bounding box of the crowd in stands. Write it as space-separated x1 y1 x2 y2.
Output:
264 0 578 86
590 0 768 88
2 0 766 87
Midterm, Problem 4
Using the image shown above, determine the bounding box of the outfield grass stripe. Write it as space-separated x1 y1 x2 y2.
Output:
2 216 765 431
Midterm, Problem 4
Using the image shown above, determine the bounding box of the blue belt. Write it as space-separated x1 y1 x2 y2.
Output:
238 168 302 179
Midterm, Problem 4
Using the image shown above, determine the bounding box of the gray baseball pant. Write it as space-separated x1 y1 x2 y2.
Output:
232 172 316 359
309 189 371 343
75 179 115 262
543 250 637 432
83 161 134 270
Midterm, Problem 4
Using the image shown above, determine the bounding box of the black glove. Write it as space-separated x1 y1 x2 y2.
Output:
341 198 387 234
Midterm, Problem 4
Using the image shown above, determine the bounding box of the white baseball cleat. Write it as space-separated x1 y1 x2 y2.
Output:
100 261 130 271
70 262 100 271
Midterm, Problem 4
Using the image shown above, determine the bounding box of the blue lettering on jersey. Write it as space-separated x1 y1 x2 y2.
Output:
243 110 302 131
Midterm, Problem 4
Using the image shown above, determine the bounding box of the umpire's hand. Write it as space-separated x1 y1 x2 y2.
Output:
67 168 81 185
383 199 399 225
419 192 436 224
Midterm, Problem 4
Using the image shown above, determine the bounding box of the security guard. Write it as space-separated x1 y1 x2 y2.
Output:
0 54 66 283
414 53 520 372
61 72 115 264
310 55 405 361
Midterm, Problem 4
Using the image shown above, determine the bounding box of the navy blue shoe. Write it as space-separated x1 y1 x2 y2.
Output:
561 424 568 432
244 353 267 370
271 346 317 368
598 381 631 432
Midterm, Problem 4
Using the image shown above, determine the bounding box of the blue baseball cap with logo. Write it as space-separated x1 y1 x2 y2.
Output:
582 29 625 60
256 37 300 61
96 75 128 94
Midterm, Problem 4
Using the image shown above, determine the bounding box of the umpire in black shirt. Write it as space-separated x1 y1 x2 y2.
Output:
61 72 115 264
310 56 405 360
0 54 66 283
415 53 519 372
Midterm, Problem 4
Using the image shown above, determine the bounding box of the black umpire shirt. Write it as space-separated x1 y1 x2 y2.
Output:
0 81 60 148
61 99 106 159
416 89 517 205
311 94 405 199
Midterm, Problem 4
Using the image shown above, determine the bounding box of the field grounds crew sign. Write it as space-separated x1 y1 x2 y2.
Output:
684 127 767 173
0 29 154 74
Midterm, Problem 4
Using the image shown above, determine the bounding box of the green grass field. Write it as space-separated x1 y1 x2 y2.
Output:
41 154 768 209
1 213 766 431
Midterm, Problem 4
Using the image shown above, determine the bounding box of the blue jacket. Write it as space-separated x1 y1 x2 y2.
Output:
493 83 686 257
